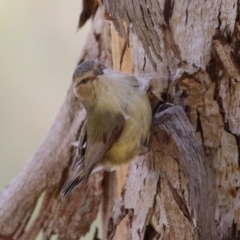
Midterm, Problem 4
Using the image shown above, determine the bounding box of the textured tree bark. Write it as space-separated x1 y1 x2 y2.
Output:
104 0 240 240
1 0 240 240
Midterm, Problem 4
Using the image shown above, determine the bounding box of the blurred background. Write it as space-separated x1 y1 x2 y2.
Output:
0 1 104 238
0 0 90 190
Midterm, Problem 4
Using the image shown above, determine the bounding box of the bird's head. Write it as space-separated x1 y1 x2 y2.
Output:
72 60 106 103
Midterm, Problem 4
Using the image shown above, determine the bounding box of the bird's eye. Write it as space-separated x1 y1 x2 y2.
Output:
80 78 88 85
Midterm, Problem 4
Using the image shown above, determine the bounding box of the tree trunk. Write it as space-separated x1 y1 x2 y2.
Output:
0 0 240 240
105 0 239 239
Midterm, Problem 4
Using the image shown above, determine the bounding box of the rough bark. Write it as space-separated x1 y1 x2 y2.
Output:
104 0 240 240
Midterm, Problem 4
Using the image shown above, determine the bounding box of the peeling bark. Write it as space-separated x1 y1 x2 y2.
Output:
104 0 240 239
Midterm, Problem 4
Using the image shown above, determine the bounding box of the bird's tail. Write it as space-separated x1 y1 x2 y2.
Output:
61 173 86 198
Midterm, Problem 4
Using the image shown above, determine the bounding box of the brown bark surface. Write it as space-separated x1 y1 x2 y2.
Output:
1 0 240 240
105 0 240 240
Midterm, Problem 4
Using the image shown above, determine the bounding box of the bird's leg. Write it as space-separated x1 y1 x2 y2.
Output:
135 130 152 156
138 103 174 156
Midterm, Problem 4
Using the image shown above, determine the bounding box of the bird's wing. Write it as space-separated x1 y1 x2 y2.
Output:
84 113 125 180
61 113 125 198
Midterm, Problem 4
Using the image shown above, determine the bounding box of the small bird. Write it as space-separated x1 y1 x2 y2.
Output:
61 60 152 198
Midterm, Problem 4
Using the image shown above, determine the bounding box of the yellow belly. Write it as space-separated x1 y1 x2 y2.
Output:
101 94 151 166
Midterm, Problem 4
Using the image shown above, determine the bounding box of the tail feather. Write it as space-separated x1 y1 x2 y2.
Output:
61 175 85 198
61 164 95 198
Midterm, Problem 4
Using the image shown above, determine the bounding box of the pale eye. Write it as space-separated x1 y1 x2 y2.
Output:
80 78 88 85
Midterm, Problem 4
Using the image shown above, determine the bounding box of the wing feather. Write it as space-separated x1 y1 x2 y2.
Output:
61 113 125 198
84 113 125 178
